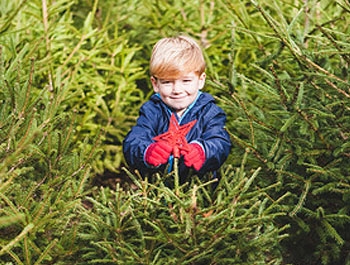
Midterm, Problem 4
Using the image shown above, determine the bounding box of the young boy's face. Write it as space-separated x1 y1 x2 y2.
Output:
151 71 206 117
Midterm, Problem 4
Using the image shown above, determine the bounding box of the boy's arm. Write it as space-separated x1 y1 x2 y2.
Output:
122 104 159 173
195 108 231 173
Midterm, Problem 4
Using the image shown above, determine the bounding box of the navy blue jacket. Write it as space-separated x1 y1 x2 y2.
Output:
123 92 231 181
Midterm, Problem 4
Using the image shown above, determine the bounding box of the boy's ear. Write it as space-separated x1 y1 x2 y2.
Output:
150 76 159 92
198 72 206 90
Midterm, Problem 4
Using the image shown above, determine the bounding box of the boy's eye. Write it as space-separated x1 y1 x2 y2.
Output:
160 80 172 85
159 78 193 85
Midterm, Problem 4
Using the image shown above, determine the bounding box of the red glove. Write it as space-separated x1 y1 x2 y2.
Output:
145 141 173 167
182 143 205 171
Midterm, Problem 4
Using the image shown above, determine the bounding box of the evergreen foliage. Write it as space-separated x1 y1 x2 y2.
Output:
0 0 349 264
77 159 288 264
217 1 350 264
0 0 146 176
0 46 92 263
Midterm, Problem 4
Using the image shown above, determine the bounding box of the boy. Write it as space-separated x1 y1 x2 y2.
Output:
123 34 231 181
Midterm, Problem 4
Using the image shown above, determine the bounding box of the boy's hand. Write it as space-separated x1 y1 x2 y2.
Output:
182 143 205 171
145 141 173 167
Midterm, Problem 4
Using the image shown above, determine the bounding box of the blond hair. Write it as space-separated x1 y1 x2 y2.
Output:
150 35 206 79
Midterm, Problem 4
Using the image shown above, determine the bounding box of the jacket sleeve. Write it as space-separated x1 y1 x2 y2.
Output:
122 103 159 173
195 106 231 173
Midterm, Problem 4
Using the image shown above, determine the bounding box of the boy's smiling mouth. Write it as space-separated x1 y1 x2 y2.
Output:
170 95 186 99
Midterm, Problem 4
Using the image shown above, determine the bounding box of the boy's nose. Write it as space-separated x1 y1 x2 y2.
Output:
172 81 182 93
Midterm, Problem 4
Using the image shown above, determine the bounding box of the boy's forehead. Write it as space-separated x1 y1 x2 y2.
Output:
156 71 199 80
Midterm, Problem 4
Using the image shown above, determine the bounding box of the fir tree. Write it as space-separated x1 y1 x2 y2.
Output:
217 1 350 264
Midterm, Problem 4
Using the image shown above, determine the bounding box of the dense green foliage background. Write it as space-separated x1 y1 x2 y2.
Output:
0 0 349 264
